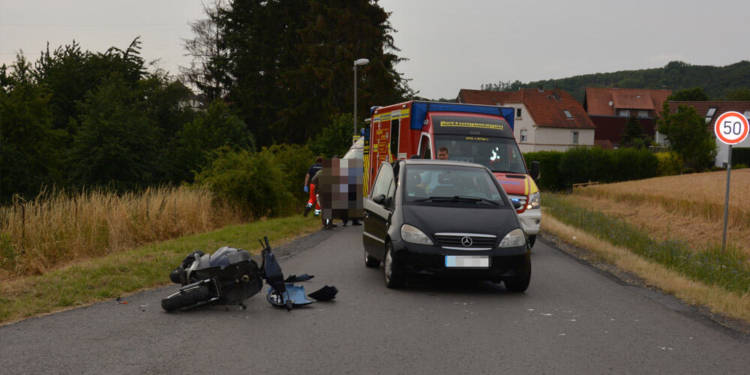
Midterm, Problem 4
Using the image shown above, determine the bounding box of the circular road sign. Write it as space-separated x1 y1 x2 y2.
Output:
714 111 749 145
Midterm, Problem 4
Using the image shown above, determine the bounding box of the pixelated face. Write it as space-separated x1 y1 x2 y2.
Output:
437 150 449 160
317 158 364 218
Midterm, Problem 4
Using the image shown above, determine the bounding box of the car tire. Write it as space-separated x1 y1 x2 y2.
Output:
364 248 380 268
504 255 531 293
528 235 536 248
383 242 405 289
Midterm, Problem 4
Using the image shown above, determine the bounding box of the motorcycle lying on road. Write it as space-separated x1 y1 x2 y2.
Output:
161 237 336 312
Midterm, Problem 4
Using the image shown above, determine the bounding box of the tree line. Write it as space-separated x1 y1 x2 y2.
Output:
0 0 411 204
482 60 750 102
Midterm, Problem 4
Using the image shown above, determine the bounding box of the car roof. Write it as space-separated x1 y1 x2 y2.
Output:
400 159 487 169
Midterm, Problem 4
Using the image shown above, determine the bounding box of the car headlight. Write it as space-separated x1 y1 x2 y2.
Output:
401 224 434 245
499 228 526 248
527 192 540 210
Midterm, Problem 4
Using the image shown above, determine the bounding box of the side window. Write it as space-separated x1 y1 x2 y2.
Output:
390 119 400 160
371 163 394 199
419 134 431 159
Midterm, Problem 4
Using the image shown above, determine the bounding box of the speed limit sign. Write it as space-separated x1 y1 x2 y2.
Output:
714 111 749 145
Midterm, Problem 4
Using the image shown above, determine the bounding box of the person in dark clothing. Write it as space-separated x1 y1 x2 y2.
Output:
304 157 323 216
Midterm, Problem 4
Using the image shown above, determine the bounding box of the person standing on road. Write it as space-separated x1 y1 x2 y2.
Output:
304 157 323 216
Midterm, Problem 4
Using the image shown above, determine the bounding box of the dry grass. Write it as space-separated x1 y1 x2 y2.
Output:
0 186 244 277
543 214 750 324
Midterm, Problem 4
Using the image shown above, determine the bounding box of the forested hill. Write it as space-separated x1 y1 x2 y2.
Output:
482 61 750 102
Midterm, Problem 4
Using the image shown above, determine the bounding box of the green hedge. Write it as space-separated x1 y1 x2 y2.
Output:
522 151 563 191
524 147 659 191
732 148 750 167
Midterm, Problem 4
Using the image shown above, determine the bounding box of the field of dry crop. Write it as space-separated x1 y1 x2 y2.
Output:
572 168 750 259
0 186 244 278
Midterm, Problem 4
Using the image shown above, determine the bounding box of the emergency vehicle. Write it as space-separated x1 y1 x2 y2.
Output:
362 101 542 247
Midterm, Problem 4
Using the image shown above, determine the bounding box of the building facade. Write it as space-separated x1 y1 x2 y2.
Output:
458 88 595 152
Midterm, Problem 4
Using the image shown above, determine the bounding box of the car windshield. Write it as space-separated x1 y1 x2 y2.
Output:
404 164 505 206
434 135 527 174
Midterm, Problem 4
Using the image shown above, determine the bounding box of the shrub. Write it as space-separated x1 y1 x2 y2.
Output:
558 147 613 187
732 148 750 167
655 151 682 176
266 144 316 205
611 148 659 181
523 151 564 191
195 148 295 218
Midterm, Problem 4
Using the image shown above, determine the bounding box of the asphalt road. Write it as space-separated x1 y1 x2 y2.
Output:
1 225 748 374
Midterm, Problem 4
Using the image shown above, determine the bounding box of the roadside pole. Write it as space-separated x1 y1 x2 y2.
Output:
713 111 749 252
721 144 731 251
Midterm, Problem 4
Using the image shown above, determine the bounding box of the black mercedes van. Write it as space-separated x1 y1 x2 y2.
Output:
362 159 531 291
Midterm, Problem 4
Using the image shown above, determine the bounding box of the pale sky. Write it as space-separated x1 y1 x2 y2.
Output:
2 0 749 100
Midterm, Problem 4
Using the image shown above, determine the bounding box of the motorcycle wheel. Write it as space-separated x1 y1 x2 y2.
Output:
161 285 211 312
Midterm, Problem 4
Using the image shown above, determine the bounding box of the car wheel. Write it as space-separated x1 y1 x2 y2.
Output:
383 242 405 289
528 235 536 248
504 255 531 293
364 248 380 268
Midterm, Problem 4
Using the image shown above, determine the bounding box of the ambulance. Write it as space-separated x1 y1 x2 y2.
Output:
363 101 541 247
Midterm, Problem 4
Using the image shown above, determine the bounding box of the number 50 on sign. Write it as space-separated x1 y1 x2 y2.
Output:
714 111 749 145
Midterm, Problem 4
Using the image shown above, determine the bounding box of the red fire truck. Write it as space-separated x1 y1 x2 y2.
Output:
363 101 542 247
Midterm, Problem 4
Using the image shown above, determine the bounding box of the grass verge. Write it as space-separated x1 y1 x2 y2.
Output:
0 215 320 326
542 193 750 325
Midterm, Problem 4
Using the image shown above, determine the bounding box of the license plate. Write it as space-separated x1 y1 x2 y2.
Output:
445 255 489 268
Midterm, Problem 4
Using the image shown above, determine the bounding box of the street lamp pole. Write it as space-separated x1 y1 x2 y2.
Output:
353 58 369 143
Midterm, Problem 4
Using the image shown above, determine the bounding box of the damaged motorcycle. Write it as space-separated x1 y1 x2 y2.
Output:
161 237 336 312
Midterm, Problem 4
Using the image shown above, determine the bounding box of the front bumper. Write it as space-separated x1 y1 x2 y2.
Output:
391 240 529 280
518 208 541 235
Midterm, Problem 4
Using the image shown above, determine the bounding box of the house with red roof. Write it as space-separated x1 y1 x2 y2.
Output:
584 87 672 147
667 101 750 167
458 88 595 152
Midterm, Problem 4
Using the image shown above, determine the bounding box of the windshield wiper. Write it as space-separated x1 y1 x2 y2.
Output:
414 196 499 206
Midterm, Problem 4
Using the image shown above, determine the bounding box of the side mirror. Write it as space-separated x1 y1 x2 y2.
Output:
373 194 386 205
384 196 393 207
511 199 523 210
529 161 540 181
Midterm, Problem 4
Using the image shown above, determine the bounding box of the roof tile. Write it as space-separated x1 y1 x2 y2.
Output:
458 88 595 129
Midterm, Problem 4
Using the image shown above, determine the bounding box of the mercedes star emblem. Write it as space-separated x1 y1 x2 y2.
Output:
461 236 473 247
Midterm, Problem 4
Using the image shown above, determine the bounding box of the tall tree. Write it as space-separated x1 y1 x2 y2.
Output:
170 99 253 182
181 1 230 104
69 75 160 191
211 0 411 146
0 55 64 202
620 117 649 149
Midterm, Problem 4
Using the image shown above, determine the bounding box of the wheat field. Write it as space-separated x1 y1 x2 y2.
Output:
0 186 244 277
573 169 750 258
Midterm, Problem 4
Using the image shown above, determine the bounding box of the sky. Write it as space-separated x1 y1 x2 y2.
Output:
2 0 749 100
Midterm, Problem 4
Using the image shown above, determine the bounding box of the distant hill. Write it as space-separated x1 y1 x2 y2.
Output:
481 61 750 103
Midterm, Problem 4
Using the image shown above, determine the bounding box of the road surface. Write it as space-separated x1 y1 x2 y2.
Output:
1 225 748 374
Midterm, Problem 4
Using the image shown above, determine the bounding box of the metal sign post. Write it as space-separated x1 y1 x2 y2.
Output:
714 111 749 252
721 144 732 251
